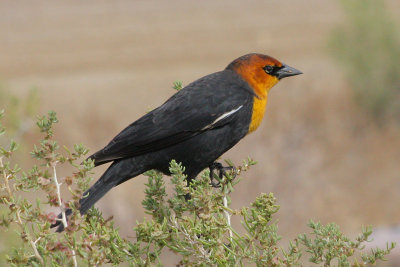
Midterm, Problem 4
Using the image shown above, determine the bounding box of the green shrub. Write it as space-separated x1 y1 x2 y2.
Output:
0 111 395 266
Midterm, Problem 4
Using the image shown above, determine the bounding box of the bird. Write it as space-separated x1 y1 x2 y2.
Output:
52 53 302 232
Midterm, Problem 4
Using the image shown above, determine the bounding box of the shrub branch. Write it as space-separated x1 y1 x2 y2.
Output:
51 162 68 228
0 156 44 265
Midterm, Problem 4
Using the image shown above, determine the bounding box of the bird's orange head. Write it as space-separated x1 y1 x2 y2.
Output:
226 53 302 98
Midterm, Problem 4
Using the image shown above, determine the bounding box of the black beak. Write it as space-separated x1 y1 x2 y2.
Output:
276 63 303 79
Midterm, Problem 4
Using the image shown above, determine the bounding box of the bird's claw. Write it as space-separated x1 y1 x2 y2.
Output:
209 162 237 188
210 179 221 188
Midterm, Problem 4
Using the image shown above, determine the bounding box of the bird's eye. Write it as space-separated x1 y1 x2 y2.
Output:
263 65 274 74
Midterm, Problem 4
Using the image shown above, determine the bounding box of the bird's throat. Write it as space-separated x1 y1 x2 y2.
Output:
248 94 268 133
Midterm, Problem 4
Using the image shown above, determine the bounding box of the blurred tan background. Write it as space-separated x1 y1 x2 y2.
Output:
1 0 400 264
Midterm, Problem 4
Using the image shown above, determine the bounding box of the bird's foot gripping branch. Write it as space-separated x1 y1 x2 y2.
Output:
0 111 396 266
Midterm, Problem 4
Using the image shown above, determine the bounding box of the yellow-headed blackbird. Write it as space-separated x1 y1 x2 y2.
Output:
52 53 302 231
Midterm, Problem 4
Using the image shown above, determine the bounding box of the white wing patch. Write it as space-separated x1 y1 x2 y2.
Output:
201 105 243 130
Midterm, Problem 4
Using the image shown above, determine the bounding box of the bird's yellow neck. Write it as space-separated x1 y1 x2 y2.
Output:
247 77 278 134
248 95 268 133
231 65 279 134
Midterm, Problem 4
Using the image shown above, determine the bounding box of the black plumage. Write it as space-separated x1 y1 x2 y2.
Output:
53 70 254 232
52 53 302 232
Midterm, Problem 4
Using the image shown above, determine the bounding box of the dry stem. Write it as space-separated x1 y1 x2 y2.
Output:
51 163 68 228
51 162 78 266
171 215 213 264
223 195 233 241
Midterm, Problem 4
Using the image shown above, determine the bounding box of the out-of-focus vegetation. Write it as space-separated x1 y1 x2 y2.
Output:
329 0 400 123
0 85 39 141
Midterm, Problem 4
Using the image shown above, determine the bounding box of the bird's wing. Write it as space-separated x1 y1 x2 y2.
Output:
88 70 254 166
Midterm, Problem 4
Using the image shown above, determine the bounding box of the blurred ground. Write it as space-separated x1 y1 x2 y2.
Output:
1 0 399 265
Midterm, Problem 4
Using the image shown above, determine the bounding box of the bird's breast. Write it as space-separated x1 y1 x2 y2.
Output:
248 95 268 133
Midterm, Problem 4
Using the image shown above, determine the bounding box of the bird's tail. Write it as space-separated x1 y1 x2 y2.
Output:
51 162 124 232
79 173 118 215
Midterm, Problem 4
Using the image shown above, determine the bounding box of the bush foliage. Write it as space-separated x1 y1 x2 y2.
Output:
0 111 395 266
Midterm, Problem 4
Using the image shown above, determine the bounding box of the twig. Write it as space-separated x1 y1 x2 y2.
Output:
221 169 235 241
51 162 78 266
171 215 213 263
1 158 12 196
223 195 233 241
51 162 68 228
71 249 78 267
0 157 44 264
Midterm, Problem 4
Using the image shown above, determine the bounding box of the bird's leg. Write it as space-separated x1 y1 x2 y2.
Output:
209 162 237 188
219 165 237 181
209 162 223 188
